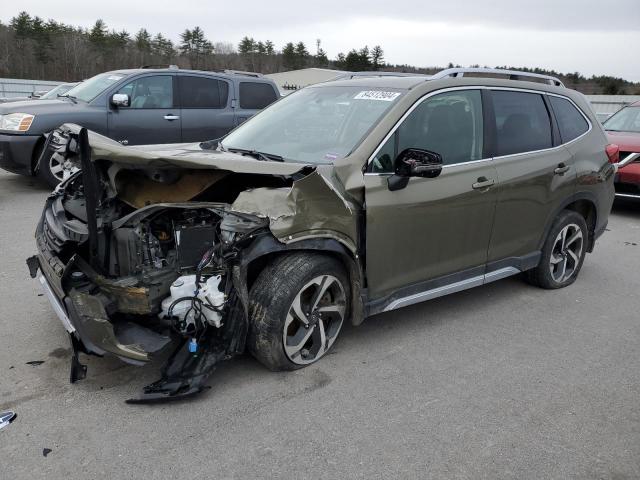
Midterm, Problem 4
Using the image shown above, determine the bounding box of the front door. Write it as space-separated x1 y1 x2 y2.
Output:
365 89 498 300
107 74 181 145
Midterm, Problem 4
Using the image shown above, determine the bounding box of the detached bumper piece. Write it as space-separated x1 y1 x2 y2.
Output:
126 333 228 404
29 251 248 404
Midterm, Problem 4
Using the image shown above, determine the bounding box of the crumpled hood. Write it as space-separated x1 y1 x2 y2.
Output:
61 123 312 176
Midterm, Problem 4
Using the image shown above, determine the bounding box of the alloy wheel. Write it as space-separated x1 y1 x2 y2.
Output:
549 223 584 283
49 155 78 183
283 275 346 365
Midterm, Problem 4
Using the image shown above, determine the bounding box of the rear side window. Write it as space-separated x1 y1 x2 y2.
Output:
239 82 277 109
179 76 229 108
492 91 552 156
550 96 589 143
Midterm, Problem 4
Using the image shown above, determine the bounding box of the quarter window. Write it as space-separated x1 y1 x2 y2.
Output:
179 76 229 109
371 90 484 172
492 90 552 156
550 96 589 142
117 75 173 109
239 82 278 109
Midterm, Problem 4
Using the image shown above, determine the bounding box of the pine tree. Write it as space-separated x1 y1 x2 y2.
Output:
282 42 296 70
371 45 384 70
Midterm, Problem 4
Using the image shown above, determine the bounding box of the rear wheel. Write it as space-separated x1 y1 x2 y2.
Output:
247 253 350 371
526 210 588 289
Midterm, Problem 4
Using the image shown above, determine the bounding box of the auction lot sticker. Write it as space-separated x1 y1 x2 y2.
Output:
354 91 401 101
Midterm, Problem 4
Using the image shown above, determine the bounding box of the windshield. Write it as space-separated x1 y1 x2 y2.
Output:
222 86 405 163
604 106 640 133
64 73 127 102
40 83 75 100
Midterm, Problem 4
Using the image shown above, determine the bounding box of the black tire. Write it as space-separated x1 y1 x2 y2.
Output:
247 253 350 371
525 210 588 289
35 143 59 189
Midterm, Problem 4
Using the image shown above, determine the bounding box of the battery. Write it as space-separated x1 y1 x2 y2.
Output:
174 222 216 269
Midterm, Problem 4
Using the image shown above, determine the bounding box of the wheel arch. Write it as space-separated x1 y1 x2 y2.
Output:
237 234 366 326
30 134 47 175
540 192 599 253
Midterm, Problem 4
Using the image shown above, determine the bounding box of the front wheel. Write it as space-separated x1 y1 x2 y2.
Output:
37 146 78 189
248 253 350 371
526 210 588 289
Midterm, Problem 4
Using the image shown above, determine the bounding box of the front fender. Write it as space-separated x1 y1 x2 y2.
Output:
235 234 366 326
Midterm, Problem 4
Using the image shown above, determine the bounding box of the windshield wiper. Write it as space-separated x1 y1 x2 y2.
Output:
58 94 77 104
227 147 284 162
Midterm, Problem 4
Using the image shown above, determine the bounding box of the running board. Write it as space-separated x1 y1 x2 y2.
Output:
615 193 640 199
383 267 520 312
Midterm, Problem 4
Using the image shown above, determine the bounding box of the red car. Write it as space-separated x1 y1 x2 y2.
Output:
603 101 640 198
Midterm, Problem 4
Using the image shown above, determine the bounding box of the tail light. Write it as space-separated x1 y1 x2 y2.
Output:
606 144 620 163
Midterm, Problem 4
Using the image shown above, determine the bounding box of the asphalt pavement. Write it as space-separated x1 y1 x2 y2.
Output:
1 169 639 479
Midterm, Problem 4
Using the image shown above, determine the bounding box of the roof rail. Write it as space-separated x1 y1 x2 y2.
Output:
431 68 564 87
140 64 180 70
223 70 263 78
334 71 429 80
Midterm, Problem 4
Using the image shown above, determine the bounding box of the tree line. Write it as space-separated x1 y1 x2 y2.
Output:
0 12 638 95
0 12 386 82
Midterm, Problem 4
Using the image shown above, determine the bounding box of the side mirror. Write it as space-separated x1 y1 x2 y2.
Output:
111 93 130 107
387 148 443 191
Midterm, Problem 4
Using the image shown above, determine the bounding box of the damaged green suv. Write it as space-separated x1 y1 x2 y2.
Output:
28 68 615 402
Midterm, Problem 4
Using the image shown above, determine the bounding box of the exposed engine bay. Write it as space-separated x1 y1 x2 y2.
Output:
27 125 362 403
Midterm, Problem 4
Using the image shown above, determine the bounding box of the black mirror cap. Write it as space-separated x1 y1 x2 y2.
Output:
395 148 443 178
387 174 410 191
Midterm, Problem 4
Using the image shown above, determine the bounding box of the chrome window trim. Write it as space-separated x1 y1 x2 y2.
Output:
366 86 490 169
366 86 594 171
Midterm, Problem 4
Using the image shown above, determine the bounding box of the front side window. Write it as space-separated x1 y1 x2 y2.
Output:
493 90 552 156
550 96 589 142
371 90 484 172
604 106 640 133
117 75 173 109
222 86 404 164
239 82 278 109
180 76 228 108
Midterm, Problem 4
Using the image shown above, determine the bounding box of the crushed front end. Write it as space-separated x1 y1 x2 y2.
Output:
27 128 279 402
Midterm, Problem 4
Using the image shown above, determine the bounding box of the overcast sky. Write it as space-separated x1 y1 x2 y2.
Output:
5 1 640 81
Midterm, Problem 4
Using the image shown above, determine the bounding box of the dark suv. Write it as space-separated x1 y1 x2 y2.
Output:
28 68 616 402
0 67 279 186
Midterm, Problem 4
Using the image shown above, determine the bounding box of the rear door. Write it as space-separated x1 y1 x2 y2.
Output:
107 74 181 145
234 81 278 126
486 89 575 265
365 89 499 300
178 74 235 142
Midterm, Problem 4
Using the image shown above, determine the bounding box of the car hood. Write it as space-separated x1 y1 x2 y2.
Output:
63 123 313 176
606 131 640 152
0 98 76 114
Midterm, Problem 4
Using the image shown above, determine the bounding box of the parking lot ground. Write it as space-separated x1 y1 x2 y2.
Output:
1 169 639 479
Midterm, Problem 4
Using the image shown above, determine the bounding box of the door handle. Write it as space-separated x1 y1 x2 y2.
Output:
163 114 180 121
554 163 570 175
472 177 495 190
